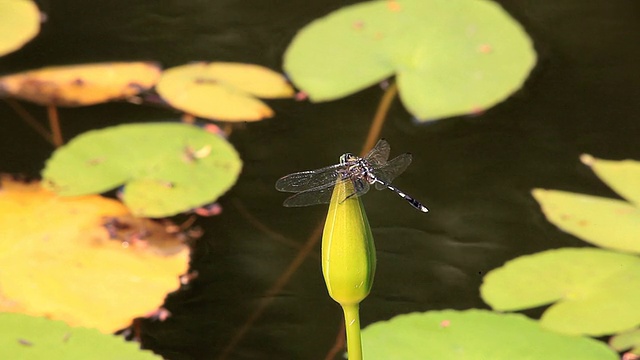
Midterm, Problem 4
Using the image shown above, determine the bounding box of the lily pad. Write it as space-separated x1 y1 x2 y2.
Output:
156 62 294 122
481 248 640 336
0 0 40 57
284 0 535 121
581 154 640 207
0 62 161 106
41 122 242 217
0 176 189 333
362 309 617 359
0 313 162 359
610 328 640 355
532 188 640 254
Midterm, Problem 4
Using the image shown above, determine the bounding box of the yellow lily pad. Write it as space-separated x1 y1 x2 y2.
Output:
0 0 40 57
0 62 161 106
156 62 294 122
0 176 189 333
610 328 640 355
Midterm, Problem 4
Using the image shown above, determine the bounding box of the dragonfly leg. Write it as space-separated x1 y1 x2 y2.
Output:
339 190 359 203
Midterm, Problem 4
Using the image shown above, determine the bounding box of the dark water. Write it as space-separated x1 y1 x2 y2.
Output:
1 0 639 359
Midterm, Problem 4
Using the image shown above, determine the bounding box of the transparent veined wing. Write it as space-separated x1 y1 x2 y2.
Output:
283 177 370 207
282 184 335 206
372 153 412 190
275 163 342 193
363 139 391 167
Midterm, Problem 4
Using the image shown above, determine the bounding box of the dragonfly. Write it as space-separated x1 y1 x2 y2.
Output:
275 139 428 212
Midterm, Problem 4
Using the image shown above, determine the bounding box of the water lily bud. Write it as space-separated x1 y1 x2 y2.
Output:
322 179 376 305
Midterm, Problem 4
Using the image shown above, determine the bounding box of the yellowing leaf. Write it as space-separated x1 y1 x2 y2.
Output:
0 62 161 106
157 62 294 122
196 62 294 99
0 176 189 333
610 328 640 355
0 0 40 57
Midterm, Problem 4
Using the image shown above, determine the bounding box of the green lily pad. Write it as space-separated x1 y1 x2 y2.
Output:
481 248 640 336
581 154 640 207
532 188 640 253
362 309 617 359
42 123 242 217
284 0 535 121
0 0 40 57
0 313 162 360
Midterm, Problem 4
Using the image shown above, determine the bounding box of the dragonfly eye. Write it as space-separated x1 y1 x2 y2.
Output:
339 153 357 165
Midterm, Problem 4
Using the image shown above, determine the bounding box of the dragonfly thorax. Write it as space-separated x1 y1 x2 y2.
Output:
337 154 377 185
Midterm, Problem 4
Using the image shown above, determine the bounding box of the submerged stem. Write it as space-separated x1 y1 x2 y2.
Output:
361 81 398 156
3 99 54 145
47 105 63 147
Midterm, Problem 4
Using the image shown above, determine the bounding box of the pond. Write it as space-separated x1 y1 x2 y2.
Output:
0 0 638 359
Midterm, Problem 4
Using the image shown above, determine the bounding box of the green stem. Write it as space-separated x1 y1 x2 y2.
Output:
342 303 363 360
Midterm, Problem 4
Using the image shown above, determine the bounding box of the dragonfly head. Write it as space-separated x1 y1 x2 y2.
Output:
339 152 357 165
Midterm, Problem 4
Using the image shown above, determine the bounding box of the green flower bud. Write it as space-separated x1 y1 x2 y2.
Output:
322 179 376 305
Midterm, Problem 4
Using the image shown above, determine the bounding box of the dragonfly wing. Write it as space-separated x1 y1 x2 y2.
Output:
283 178 369 207
372 153 412 189
275 164 341 192
364 139 391 167
374 182 387 190
282 186 335 207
